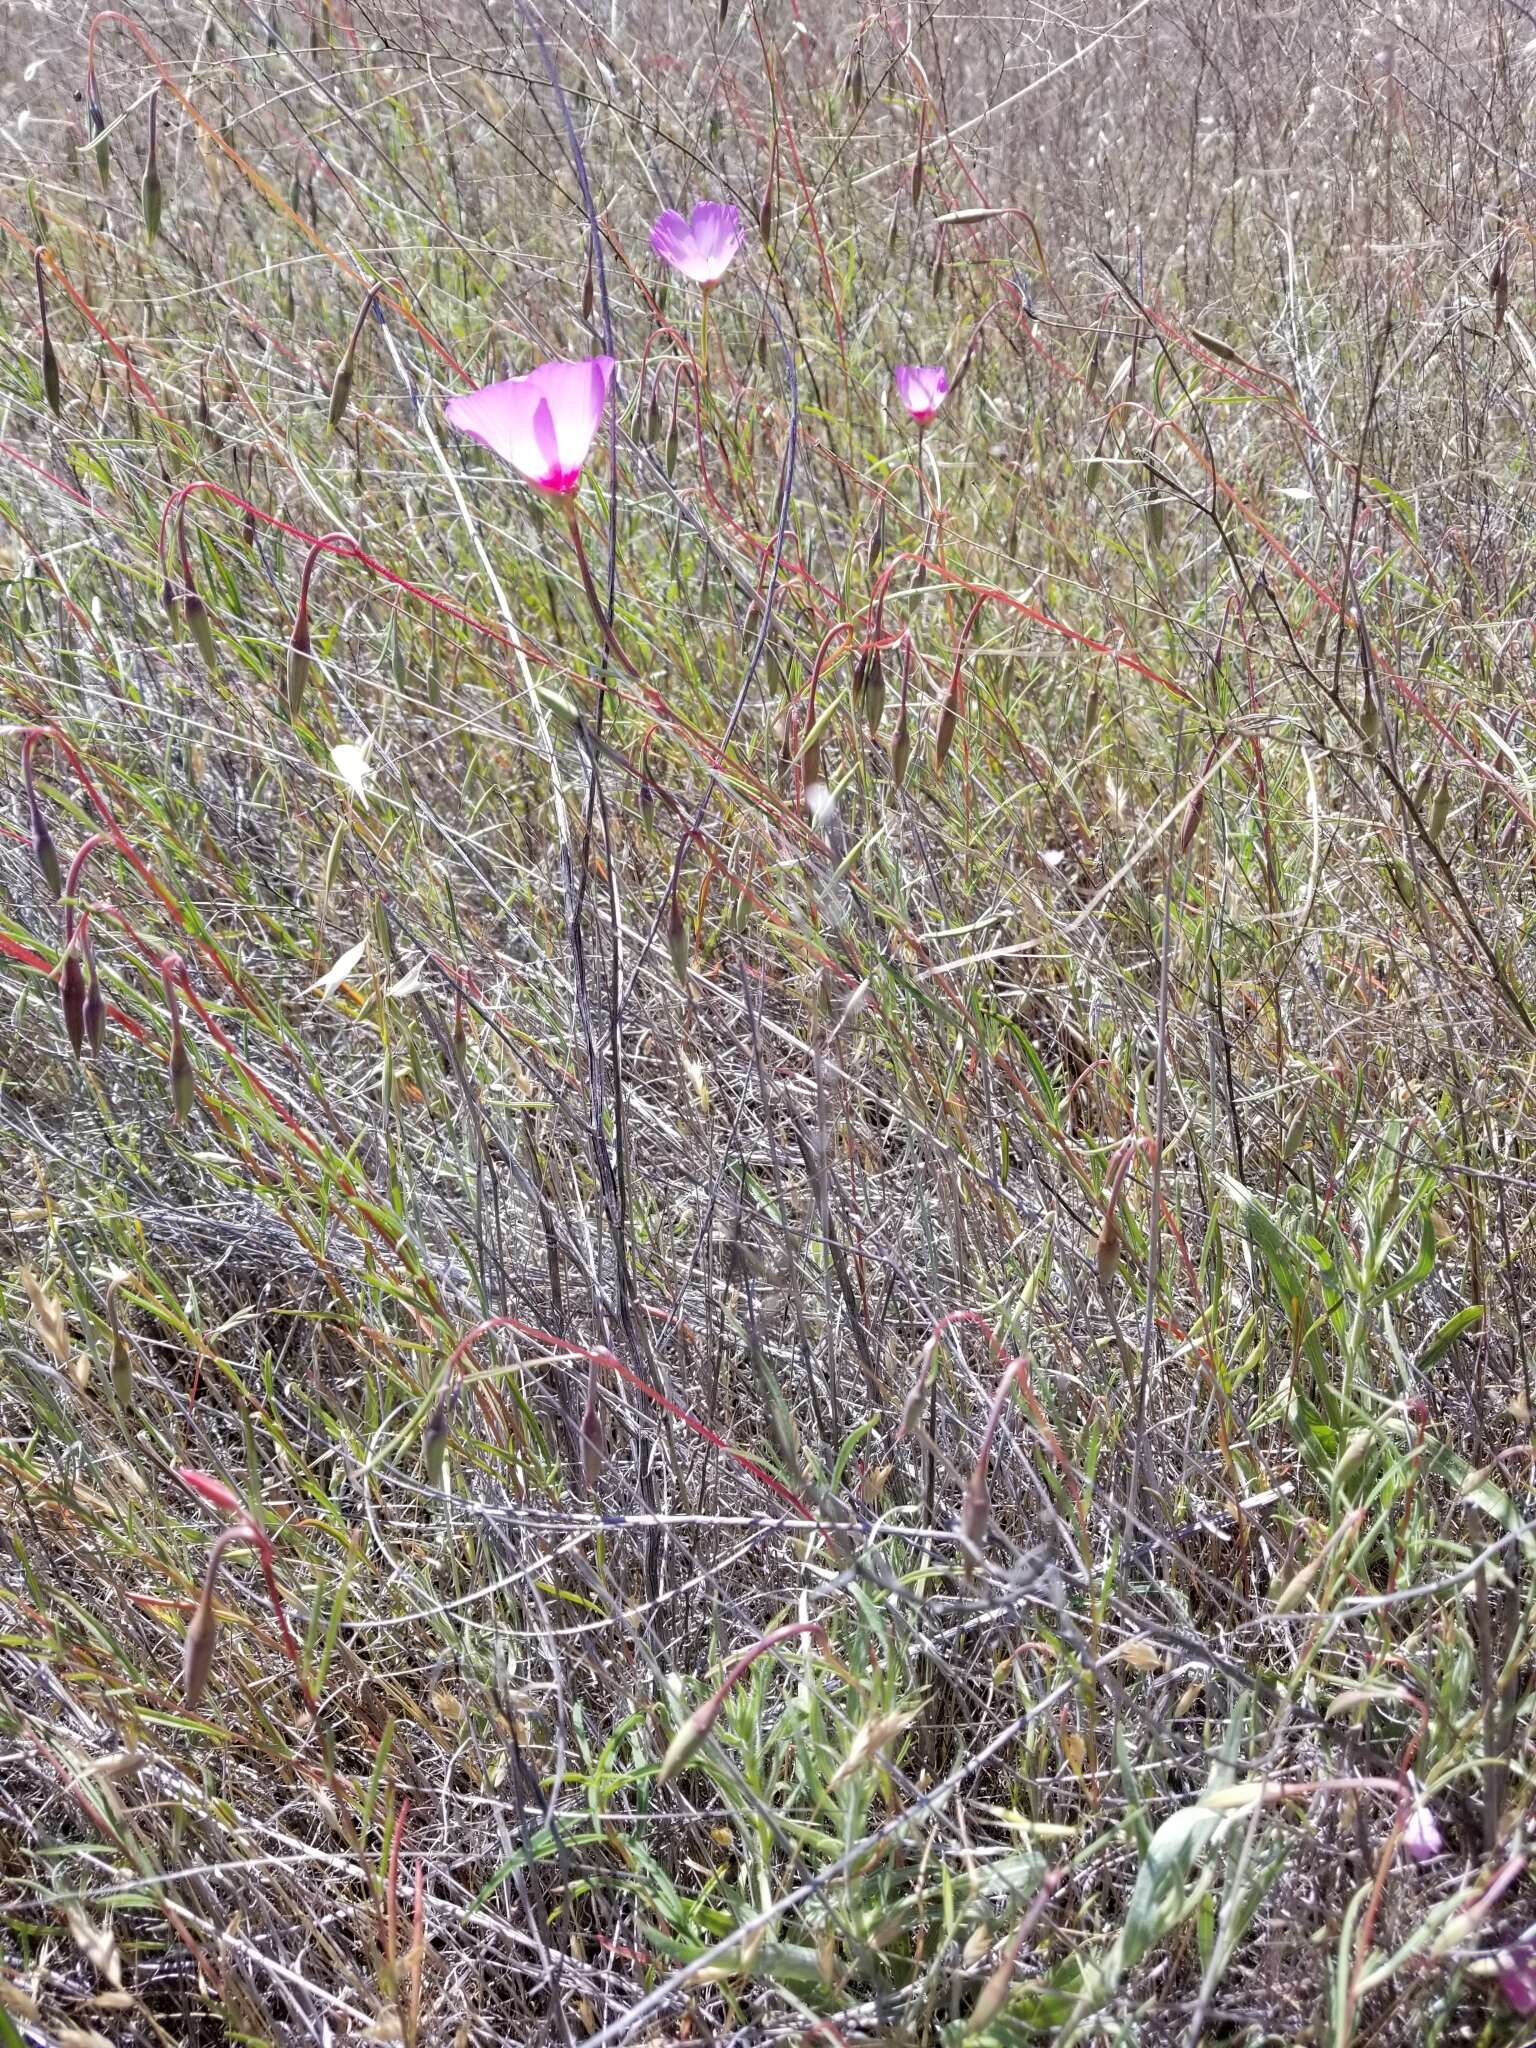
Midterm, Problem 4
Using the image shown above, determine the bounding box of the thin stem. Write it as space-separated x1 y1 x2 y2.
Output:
565 505 639 678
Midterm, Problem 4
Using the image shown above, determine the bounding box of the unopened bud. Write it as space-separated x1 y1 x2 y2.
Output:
658 1700 718 1785
35 253 61 418
326 354 355 431
284 609 313 720
959 1474 990 1551
83 943 105 1056
170 1033 195 1121
1428 774 1451 839
935 674 962 771
87 63 109 188
26 793 61 899
182 1560 222 1709
105 1284 133 1406
61 948 86 1056
1094 1209 1122 1291
667 886 689 989
142 91 163 243
579 1379 603 1491
891 708 912 788
183 591 217 672
423 1391 452 1487
852 644 885 734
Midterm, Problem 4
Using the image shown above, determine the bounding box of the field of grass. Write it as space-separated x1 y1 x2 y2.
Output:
6 1 1536 2041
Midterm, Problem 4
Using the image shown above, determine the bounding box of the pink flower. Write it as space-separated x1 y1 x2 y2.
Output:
893 363 949 425
650 202 744 287
1499 1936 1536 2014
444 356 617 497
1401 1798 1443 1862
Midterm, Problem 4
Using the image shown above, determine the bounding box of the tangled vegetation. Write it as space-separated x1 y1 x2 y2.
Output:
4 2 1536 2042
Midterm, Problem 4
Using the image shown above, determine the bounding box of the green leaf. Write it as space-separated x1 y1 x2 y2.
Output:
1415 1303 1482 1375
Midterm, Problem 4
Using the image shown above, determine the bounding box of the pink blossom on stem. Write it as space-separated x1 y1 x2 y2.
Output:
444 356 617 497
649 202 744 287
1401 1797 1443 1862
1498 1935 1536 2015
893 363 949 425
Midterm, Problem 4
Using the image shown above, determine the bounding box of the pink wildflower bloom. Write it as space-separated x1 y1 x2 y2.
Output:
1499 1935 1536 2015
650 202 744 287
444 356 617 497
893 363 949 425
1401 1798 1443 1862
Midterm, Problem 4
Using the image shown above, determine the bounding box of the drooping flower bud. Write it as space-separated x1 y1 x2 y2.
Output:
161 955 195 1122
182 1546 225 1709
86 60 109 188
959 1472 990 1551
35 252 61 418
61 945 86 1056
421 1405 450 1490
141 90 163 244
183 591 217 672
852 643 885 735
579 1374 603 1491
935 669 962 770
658 1700 717 1784
22 736 62 898
328 281 385 431
83 939 105 1055
105 1280 133 1407
284 597 312 721
891 707 912 788
1497 1936 1536 2015
1401 1796 1443 1863
667 884 689 989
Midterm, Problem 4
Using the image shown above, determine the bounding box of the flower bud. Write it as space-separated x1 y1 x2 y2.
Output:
326 354 355 431
35 253 61 418
182 1562 221 1709
935 673 962 771
891 708 912 788
142 90 163 243
284 607 313 720
423 1393 452 1487
1402 1798 1443 1863
170 1032 195 1121
183 591 217 672
25 786 61 900
83 943 105 1056
959 1473 990 1551
1094 1208 1122 1292
852 644 884 735
105 1284 133 1407
658 1701 717 1784
61 948 86 1056
1428 774 1451 839
87 62 109 188
581 241 595 323
667 886 689 989
579 1379 603 1491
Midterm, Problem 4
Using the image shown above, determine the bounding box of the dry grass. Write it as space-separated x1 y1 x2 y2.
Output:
4 1 1536 2042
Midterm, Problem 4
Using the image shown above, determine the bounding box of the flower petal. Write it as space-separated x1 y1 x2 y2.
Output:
650 209 689 264
445 357 617 494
